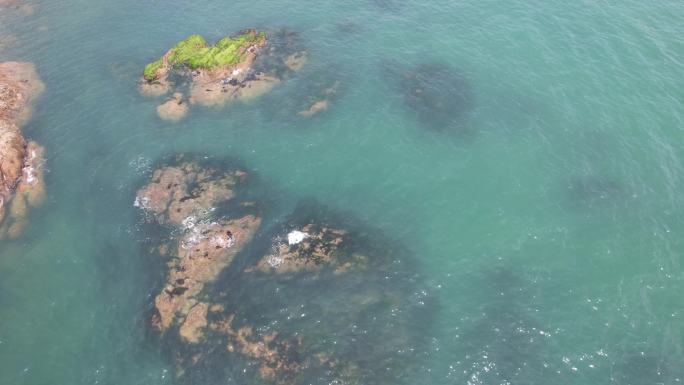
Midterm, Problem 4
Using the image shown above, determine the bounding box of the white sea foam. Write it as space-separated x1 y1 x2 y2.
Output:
287 230 309 245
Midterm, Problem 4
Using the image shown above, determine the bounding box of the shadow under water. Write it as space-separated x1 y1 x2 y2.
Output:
370 0 405 12
566 175 626 208
383 61 475 135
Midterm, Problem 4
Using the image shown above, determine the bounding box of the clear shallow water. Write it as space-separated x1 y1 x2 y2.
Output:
1 0 683 384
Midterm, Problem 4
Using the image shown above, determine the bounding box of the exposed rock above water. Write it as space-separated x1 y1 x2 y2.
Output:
0 61 46 240
135 155 261 333
139 29 306 121
134 157 246 227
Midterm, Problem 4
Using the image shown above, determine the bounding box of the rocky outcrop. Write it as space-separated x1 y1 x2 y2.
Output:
134 158 245 226
136 177 432 385
135 155 261 334
0 61 45 240
139 29 306 121
152 215 261 332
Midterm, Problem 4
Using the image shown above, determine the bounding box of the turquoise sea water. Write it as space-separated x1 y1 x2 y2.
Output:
1 0 683 384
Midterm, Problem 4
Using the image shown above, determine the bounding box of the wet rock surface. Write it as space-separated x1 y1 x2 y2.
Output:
135 155 261 333
134 156 246 227
245 220 366 274
136 159 433 385
0 61 46 240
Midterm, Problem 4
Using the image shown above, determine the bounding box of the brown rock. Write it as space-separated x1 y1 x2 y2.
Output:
297 99 328 118
213 314 305 384
137 158 261 332
188 73 280 108
142 30 303 117
138 75 171 97
179 302 209 343
156 93 188 121
0 0 35 15
153 215 261 331
135 159 245 226
0 62 45 239
247 223 368 275
0 121 26 195
0 61 44 124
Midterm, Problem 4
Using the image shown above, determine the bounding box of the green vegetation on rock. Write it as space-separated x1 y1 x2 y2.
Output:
166 34 207 65
143 30 266 81
143 59 164 82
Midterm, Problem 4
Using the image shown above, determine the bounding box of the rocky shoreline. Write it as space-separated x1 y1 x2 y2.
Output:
0 61 46 240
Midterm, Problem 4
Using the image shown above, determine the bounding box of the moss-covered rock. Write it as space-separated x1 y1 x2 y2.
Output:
142 58 164 82
143 31 266 82
139 29 306 121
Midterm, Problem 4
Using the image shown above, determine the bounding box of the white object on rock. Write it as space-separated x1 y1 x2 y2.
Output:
287 230 309 245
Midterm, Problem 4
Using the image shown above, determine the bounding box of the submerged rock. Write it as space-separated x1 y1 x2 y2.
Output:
0 34 17 54
156 92 189 121
397 63 473 132
297 99 328 118
0 61 46 240
265 65 343 121
246 221 367 274
0 0 35 16
137 183 434 385
293 79 341 119
567 175 624 206
139 29 306 120
133 157 431 385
